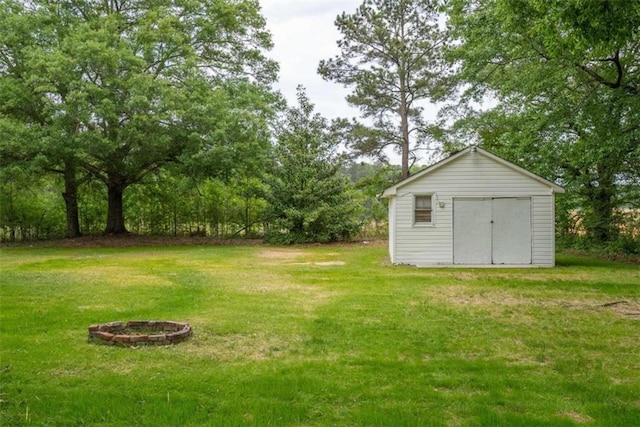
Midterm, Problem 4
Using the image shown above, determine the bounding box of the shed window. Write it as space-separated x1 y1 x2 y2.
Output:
414 195 433 224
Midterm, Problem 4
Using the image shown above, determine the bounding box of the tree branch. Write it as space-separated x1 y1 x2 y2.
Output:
576 50 634 93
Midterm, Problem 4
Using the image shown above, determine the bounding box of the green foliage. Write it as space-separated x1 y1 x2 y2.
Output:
265 87 362 244
0 0 278 234
2 2 395 243
444 0 640 245
342 161 401 238
319 0 450 178
0 166 66 241
124 172 268 238
78 179 107 235
0 159 391 242
557 205 640 256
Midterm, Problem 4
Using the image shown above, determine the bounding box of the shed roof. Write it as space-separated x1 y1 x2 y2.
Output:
382 145 565 197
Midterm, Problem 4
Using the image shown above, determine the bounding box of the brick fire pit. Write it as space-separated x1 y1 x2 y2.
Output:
88 320 192 346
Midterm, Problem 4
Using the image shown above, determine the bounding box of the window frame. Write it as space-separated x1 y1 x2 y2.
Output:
413 194 434 226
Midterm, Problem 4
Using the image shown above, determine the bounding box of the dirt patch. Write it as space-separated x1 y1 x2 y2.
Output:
424 286 640 321
453 272 477 281
231 280 340 312
257 249 306 260
184 331 303 361
424 285 533 307
556 299 640 320
314 261 346 266
292 261 346 266
597 300 640 319
557 411 593 424
256 249 348 267
72 266 175 287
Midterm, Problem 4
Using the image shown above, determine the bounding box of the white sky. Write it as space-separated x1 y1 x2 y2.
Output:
260 0 362 121
260 0 445 164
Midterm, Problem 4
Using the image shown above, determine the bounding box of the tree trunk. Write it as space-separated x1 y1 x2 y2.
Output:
62 162 82 238
399 77 410 179
105 179 128 234
584 164 618 242
398 12 410 180
400 108 410 179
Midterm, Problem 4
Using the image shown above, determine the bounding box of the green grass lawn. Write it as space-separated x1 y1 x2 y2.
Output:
1 243 639 426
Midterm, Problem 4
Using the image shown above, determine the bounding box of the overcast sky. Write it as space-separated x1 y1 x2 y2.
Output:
260 0 446 164
260 0 363 120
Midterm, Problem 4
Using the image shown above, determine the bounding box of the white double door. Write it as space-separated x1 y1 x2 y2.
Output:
453 197 532 265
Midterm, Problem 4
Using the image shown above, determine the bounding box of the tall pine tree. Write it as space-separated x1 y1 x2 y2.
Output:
319 0 449 179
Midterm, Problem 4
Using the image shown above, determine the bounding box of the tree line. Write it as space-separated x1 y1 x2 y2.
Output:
1 0 639 252
1 149 393 242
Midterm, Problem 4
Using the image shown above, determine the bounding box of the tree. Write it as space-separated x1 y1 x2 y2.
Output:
0 1 85 237
1 0 278 234
444 0 640 243
318 0 449 179
265 87 361 244
342 160 400 237
0 164 66 241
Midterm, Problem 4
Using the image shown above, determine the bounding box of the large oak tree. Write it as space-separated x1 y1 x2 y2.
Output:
1 0 277 234
0 1 86 237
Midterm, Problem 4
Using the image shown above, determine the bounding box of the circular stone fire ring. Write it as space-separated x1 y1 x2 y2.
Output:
88 321 192 346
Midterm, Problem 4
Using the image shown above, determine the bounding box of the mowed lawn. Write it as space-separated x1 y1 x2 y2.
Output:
1 243 639 426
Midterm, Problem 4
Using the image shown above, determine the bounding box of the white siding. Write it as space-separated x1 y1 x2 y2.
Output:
388 196 397 263
531 196 555 266
391 151 557 266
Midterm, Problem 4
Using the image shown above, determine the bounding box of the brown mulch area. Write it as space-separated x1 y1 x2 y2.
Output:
0 234 386 249
0 235 263 248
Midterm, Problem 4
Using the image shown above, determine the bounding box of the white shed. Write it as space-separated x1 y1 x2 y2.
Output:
382 146 565 267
